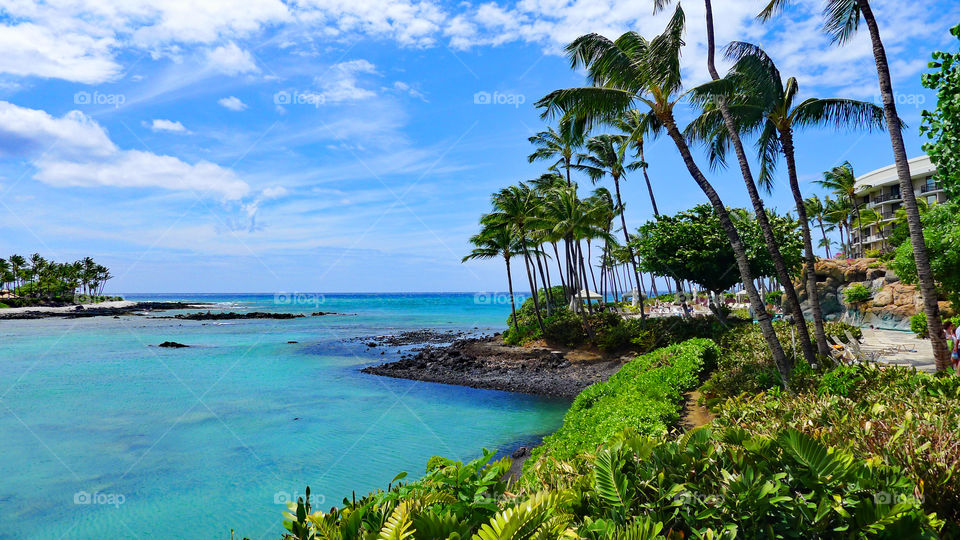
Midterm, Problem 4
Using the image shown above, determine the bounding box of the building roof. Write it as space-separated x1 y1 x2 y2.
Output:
853 155 935 191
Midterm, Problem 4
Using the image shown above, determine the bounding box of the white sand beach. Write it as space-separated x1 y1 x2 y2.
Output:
0 300 136 315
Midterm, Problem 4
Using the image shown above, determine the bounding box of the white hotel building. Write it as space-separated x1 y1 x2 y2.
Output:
849 155 947 253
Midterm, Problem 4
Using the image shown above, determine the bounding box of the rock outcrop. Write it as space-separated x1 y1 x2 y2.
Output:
795 258 952 330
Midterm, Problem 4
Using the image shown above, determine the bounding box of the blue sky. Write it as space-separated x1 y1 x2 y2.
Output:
0 0 956 293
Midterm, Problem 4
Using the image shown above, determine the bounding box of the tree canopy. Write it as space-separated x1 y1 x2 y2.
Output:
921 23 960 199
633 204 803 295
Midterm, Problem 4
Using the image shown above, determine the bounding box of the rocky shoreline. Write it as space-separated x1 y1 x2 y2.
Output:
0 301 213 320
361 334 627 398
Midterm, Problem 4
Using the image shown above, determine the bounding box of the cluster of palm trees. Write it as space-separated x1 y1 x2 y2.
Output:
0 254 112 301
466 0 952 380
464 118 669 335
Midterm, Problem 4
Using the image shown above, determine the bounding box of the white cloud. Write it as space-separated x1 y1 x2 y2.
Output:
148 118 189 133
315 59 378 103
0 101 249 200
218 96 248 111
391 81 427 101
0 23 120 83
205 42 259 75
36 151 251 200
0 101 116 158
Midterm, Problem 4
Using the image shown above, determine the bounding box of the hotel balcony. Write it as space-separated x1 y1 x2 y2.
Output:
872 193 901 204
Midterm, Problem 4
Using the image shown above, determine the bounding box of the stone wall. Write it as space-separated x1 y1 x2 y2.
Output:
795 258 952 330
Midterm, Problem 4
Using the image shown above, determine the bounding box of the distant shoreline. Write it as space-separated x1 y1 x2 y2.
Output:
0 301 213 320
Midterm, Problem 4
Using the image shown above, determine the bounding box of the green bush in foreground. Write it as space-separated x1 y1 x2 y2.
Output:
522 338 718 476
715 363 960 534
271 426 937 539
843 283 873 304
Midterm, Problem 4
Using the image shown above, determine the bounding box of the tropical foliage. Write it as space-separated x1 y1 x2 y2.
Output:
891 201 960 311
921 23 960 199
0 254 115 306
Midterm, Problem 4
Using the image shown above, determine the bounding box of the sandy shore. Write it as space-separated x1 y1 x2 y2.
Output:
0 300 136 314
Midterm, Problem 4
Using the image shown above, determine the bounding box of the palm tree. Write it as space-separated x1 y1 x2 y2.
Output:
574 133 647 319
816 162 866 257
484 184 547 334
8 255 24 292
616 109 661 217
689 42 886 356
536 6 793 385
652 0 817 366
528 118 585 187
824 196 853 257
760 0 950 372
463 225 522 334
804 195 834 258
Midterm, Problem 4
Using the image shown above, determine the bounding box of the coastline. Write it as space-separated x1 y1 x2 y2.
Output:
0 300 213 319
361 333 628 399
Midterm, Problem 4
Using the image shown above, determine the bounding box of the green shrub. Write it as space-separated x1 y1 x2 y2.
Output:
864 248 882 258
714 364 960 531
541 309 585 347
843 283 873 304
524 338 718 471
911 312 929 338
764 290 783 305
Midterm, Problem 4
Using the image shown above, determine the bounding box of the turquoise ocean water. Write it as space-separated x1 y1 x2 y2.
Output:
0 293 568 539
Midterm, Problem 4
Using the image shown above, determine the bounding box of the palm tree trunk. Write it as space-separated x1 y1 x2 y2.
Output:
781 129 831 355
817 217 831 258
576 242 594 315
534 251 551 315
551 243 567 294
856 0 948 371
505 256 519 334
612 176 645 320
519 233 546 335
702 0 816 368
853 201 866 257
661 113 793 387
638 139 660 217
586 240 599 293
675 278 691 319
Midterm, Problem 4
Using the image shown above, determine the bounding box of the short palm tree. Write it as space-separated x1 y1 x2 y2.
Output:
463 226 523 334
535 6 792 384
484 184 547 334
823 196 853 257
804 195 834 258
817 162 866 257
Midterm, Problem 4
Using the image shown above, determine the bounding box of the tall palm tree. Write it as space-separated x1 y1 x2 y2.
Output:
760 0 950 372
463 226 522 334
484 184 547 334
689 42 886 356
574 133 647 319
816 162 866 257
653 0 817 366
804 195 834 258
616 109 661 217
528 118 585 187
536 6 793 386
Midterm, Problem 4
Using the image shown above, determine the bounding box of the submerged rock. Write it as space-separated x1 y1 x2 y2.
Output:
159 341 189 348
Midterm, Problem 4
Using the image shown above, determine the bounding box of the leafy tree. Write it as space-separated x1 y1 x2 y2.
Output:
633 205 802 320
891 201 960 311
921 23 960 199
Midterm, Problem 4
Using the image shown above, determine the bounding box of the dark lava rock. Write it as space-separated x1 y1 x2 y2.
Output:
512 446 530 459
171 311 305 320
159 341 189 348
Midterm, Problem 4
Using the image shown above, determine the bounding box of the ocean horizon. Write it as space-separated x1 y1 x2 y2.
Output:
0 293 567 539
